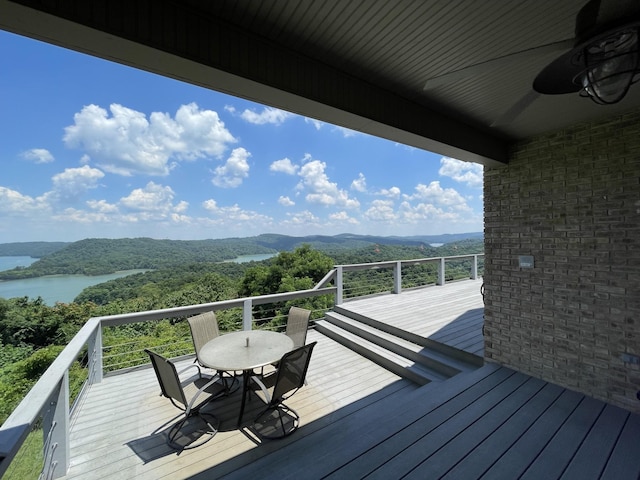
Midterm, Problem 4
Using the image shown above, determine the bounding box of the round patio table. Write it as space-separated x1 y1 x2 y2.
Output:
199 330 294 426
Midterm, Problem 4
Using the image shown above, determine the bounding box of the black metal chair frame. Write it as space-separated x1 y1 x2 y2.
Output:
145 349 221 450
249 341 317 439
187 312 239 396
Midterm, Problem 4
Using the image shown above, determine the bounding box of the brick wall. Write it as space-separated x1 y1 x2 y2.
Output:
484 109 640 413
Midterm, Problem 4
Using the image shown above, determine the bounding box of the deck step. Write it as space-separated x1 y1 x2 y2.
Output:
315 320 446 385
316 305 483 386
322 311 477 377
333 303 484 367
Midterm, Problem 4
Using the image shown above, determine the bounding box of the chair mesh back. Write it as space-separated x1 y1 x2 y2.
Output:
272 342 316 402
187 311 219 359
146 349 187 408
285 307 311 348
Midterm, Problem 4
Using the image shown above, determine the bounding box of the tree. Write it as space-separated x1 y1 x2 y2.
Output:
239 245 334 296
238 245 335 325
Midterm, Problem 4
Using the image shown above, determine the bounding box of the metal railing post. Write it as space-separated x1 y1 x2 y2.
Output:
336 266 343 305
42 371 69 479
243 299 253 330
87 325 103 384
437 257 445 285
393 261 402 294
472 254 478 280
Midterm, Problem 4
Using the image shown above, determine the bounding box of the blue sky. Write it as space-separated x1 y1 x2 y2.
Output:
0 31 483 243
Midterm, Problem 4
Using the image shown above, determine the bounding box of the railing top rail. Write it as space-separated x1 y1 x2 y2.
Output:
0 285 337 438
337 253 483 270
0 251 482 475
99 286 336 327
0 316 102 468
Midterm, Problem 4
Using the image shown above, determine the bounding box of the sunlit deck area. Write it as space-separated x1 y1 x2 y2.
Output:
338 279 484 357
57 280 640 479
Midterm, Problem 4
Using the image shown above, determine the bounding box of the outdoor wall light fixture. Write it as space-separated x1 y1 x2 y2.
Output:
576 28 640 104
534 0 640 105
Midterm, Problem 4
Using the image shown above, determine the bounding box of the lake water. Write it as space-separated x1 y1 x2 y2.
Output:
224 253 276 263
0 269 149 305
0 256 37 270
0 253 276 305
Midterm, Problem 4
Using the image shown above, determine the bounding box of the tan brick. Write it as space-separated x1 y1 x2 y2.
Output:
484 109 640 413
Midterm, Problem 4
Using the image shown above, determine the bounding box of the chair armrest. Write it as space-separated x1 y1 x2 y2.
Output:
186 374 222 413
250 375 273 403
177 363 202 377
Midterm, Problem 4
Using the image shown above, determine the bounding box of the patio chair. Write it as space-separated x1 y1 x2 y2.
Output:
257 306 312 377
187 311 220 366
285 306 311 348
145 349 221 450
187 311 238 393
248 341 317 439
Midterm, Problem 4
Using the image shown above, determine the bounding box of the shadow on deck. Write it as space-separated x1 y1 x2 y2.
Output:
60 280 640 479
206 363 640 480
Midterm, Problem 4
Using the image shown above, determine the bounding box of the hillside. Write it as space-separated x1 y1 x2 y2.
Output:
0 233 483 279
0 242 69 257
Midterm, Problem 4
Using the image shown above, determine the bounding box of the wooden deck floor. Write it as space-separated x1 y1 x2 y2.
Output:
60 329 414 480
59 281 640 479
339 279 484 356
222 363 640 480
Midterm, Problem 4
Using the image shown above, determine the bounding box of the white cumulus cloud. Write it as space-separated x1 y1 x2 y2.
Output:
63 103 236 176
21 148 54 164
0 187 48 214
239 106 293 125
283 210 321 226
304 118 324 130
405 181 469 209
351 173 367 192
278 196 295 207
48 165 104 201
212 147 250 188
270 157 299 175
202 199 272 223
364 199 397 221
298 159 360 209
378 186 401 198
438 157 483 187
329 211 360 225
119 181 186 217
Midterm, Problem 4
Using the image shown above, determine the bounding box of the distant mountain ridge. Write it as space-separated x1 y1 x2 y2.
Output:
0 233 483 279
0 232 483 258
0 242 69 257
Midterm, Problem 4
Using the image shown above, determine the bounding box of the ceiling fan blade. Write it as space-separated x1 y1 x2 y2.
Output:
491 90 540 126
423 39 574 90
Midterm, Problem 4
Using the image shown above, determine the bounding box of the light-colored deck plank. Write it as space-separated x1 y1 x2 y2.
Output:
60 329 411 480
339 279 484 356
57 281 640 480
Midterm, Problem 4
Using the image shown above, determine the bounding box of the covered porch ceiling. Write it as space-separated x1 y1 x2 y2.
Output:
2 0 640 166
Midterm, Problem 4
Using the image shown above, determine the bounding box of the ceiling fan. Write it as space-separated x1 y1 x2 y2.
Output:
423 0 640 126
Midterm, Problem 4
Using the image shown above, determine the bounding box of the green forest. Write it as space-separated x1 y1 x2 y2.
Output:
0 235 483 429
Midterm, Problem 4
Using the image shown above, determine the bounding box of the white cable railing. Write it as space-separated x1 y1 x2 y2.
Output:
0 253 482 478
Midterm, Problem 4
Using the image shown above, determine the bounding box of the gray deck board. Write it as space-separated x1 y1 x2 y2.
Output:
440 384 574 480
484 395 605 479
222 364 504 480
53 281 640 480
523 396 612 480
401 377 555 479
362 371 532 479
600 413 640 479
324 366 517 479
560 405 630 480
